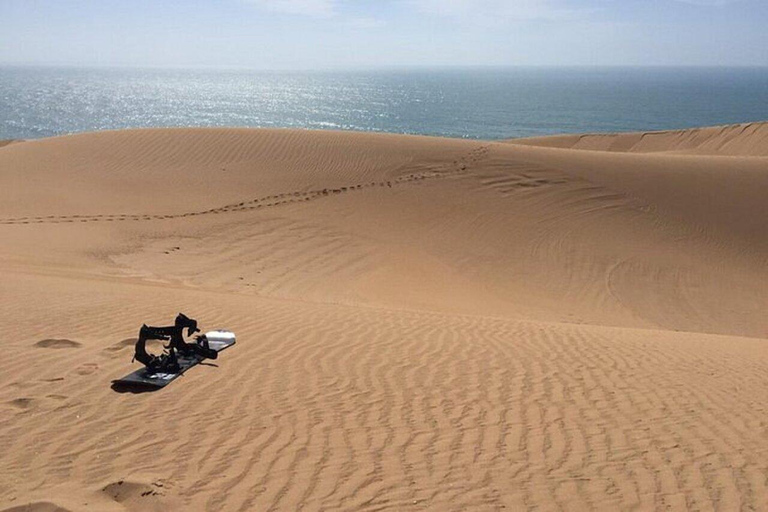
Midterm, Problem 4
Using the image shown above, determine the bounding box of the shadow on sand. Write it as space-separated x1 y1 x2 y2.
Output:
110 381 163 394
110 363 219 393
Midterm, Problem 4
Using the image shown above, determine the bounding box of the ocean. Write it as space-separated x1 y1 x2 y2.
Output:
1 66 767 141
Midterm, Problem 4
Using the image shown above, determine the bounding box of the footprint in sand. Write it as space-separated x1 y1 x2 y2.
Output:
103 338 138 354
7 397 35 410
102 479 168 503
34 339 82 349
75 363 99 376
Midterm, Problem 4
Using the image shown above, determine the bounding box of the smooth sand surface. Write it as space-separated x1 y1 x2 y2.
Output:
1 124 767 511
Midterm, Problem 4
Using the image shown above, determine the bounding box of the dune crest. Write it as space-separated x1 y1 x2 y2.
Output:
510 121 768 156
1 126 768 510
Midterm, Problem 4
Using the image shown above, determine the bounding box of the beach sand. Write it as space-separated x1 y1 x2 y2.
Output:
1 124 767 510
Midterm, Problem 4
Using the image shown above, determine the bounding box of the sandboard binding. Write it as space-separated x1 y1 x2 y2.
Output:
112 314 236 389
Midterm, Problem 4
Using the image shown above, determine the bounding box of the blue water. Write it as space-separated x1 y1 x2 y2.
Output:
1 66 768 141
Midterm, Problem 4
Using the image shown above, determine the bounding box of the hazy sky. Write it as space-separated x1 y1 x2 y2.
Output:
1 0 766 68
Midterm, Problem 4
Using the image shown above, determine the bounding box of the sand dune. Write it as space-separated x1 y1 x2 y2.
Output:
511 121 768 156
1 125 767 510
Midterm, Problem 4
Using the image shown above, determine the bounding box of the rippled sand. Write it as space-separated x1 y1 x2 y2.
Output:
1 124 767 511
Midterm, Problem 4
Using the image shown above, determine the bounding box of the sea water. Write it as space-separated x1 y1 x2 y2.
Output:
1 66 767 141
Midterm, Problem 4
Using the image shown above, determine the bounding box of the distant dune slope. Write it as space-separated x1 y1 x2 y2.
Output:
1 127 766 337
509 121 768 156
1 126 768 511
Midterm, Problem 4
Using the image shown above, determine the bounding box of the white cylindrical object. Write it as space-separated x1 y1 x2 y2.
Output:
205 330 236 343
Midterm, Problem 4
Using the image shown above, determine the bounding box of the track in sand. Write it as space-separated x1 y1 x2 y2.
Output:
1 125 767 510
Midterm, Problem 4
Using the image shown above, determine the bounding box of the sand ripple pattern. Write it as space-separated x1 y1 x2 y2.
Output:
2 128 768 511
1 274 768 511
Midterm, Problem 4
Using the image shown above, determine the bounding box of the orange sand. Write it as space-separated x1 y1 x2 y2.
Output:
1 124 767 510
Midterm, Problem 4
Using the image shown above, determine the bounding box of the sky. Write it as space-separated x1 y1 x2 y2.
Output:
0 0 766 69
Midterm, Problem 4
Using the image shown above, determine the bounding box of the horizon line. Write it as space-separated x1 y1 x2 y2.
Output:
2 63 768 73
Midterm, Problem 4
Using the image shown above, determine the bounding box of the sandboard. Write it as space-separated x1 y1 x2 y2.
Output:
112 330 236 389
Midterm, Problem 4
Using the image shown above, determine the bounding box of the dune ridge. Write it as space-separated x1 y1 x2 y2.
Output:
1 125 767 510
510 121 768 156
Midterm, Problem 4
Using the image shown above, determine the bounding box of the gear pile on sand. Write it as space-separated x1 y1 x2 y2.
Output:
113 313 236 388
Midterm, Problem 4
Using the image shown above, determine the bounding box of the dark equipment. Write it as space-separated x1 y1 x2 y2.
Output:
114 313 236 389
